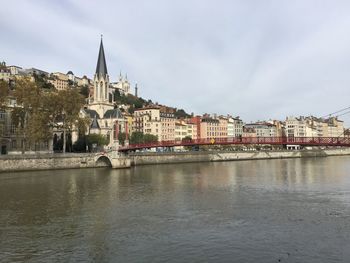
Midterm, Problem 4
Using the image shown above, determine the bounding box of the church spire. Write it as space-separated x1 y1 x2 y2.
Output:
95 35 108 76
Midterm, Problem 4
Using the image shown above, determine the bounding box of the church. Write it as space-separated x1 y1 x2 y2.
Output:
83 37 128 148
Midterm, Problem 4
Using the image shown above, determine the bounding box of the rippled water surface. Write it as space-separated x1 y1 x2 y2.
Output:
1 156 350 262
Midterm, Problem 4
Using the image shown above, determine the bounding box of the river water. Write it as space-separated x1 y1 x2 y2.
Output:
1 157 350 262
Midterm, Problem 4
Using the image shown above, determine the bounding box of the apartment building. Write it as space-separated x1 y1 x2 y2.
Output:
244 122 277 137
227 116 243 138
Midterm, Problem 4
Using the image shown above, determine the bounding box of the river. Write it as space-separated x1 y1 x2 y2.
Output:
1 156 350 262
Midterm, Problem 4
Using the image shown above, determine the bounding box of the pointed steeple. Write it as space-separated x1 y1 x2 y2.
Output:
95 35 108 76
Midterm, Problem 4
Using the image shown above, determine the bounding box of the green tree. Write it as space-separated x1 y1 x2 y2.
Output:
0 80 9 109
13 78 86 153
79 85 90 98
13 77 49 152
54 89 85 153
144 134 158 143
86 134 108 151
174 108 190 118
130 131 144 144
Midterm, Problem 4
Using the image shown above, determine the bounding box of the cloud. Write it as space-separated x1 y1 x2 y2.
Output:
1 0 350 124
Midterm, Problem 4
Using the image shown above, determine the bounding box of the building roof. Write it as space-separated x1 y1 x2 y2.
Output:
90 115 100 129
103 108 123 119
95 38 108 76
84 109 100 119
67 71 74 75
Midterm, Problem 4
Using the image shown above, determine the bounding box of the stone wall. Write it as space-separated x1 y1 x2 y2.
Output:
130 148 350 166
2 148 350 172
0 153 101 172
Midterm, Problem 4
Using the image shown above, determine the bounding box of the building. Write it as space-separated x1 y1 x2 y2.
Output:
227 116 243 138
160 106 175 141
244 122 277 137
111 73 131 95
190 116 202 139
83 37 127 147
286 116 307 138
242 127 257 138
133 106 161 140
198 114 227 139
0 62 10 82
174 119 198 141
286 116 344 138
49 72 69 90
175 120 188 141
186 120 197 140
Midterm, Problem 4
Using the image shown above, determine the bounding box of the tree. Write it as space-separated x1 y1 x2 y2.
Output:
54 89 85 153
144 134 158 143
86 134 108 151
79 85 90 98
12 78 86 153
0 80 9 109
130 131 144 144
13 77 49 152
174 108 190 118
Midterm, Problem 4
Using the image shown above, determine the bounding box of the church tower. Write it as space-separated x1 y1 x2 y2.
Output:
89 36 114 118
94 36 109 102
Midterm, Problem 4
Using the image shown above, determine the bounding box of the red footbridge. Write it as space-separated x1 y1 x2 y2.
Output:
118 137 350 152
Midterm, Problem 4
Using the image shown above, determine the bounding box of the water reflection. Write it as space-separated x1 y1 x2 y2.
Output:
1 157 350 262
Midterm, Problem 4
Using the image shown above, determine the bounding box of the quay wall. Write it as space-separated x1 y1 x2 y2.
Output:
130 148 350 166
1 148 350 172
0 153 106 172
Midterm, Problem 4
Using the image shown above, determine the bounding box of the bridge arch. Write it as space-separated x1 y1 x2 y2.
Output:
95 155 112 167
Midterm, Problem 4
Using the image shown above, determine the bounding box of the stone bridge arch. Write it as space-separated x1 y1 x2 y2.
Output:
95 155 113 167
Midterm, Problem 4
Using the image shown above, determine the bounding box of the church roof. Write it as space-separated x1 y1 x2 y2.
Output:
95 37 108 76
84 109 100 119
104 108 123 119
90 115 100 129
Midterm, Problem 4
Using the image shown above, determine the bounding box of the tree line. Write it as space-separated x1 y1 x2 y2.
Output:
0 77 88 153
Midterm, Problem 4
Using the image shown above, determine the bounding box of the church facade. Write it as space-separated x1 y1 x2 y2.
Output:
83 38 128 148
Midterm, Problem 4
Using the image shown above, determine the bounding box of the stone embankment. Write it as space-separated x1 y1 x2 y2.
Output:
130 148 350 166
1 148 350 172
0 153 107 172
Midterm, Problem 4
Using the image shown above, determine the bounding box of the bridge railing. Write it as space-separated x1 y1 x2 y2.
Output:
118 137 350 151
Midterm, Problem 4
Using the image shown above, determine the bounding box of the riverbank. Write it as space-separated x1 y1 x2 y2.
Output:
1 148 350 172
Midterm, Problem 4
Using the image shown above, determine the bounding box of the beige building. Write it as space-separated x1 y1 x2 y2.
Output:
49 72 69 90
327 117 344 137
286 116 307 137
160 106 175 141
175 121 187 141
286 116 344 138
174 120 198 141
244 122 277 137
242 127 257 138
0 62 10 82
186 121 197 140
199 115 227 139
134 106 178 142
133 107 161 140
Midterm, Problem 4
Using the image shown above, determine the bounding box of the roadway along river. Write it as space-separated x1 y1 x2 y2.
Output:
1 156 350 262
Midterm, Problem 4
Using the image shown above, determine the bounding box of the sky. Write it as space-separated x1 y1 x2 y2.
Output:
1 0 350 124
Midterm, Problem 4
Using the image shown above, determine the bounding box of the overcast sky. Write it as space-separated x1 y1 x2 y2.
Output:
1 0 350 124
